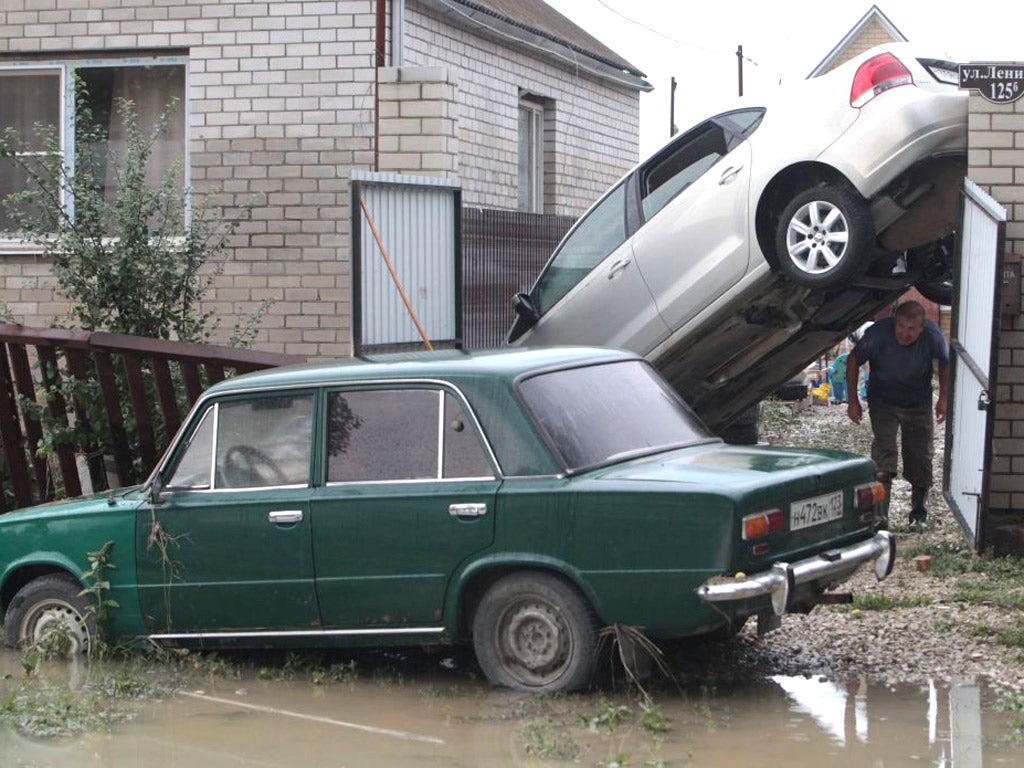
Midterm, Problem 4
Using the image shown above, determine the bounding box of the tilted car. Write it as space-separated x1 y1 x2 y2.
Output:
508 43 966 432
0 347 894 693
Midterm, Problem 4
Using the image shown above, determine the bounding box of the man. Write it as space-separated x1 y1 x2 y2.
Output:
846 301 949 531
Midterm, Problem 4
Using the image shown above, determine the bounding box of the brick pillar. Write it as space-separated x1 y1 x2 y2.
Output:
377 66 458 178
967 91 1024 553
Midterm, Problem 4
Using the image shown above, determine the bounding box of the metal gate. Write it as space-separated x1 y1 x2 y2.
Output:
944 179 1006 550
351 171 462 354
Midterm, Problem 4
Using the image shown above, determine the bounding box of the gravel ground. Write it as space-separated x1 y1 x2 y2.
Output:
716 400 1024 697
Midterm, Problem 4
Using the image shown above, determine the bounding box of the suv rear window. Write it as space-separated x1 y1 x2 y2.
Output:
518 360 711 473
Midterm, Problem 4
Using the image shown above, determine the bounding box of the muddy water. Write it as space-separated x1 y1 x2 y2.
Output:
2 650 1021 767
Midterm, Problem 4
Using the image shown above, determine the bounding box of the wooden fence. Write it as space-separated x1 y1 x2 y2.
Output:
0 325 305 512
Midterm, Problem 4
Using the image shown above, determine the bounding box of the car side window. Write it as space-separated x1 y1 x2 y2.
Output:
534 182 627 314
641 123 729 220
443 392 493 478
326 388 493 483
167 393 314 490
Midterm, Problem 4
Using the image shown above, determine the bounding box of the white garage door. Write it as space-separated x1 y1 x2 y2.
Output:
944 179 1006 549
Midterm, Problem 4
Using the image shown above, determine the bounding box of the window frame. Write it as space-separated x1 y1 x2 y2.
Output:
0 55 189 253
323 383 498 487
163 390 317 493
518 94 545 214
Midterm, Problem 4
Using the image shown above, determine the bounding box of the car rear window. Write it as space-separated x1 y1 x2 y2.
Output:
518 360 712 473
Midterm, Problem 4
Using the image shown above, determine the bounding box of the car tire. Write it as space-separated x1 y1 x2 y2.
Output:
3 574 94 654
775 184 874 289
719 403 760 445
915 278 953 306
472 572 598 693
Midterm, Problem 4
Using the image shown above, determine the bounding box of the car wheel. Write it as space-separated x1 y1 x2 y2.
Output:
915 278 953 306
472 572 598 693
775 184 873 288
3 575 94 654
719 403 760 445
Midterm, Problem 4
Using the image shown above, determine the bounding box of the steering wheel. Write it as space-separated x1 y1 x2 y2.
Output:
222 445 289 487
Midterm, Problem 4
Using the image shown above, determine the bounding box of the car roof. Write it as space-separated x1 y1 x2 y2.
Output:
206 345 639 395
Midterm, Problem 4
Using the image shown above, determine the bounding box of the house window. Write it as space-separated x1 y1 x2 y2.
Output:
0 58 187 243
518 95 546 213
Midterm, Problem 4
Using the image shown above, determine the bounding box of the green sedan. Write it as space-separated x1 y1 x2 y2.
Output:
0 347 893 692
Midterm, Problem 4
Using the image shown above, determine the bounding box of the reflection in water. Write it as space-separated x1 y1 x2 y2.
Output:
1 649 1017 767
773 674 989 768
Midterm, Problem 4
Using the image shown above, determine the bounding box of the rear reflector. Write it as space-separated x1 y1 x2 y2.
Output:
854 481 887 508
850 52 913 107
742 509 784 540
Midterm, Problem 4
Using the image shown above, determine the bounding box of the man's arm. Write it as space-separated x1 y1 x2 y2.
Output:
936 358 949 423
846 351 863 424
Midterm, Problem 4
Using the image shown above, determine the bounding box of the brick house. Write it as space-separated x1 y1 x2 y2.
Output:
0 0 649 356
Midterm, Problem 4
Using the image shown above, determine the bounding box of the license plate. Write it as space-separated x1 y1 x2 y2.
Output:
790 491 844 530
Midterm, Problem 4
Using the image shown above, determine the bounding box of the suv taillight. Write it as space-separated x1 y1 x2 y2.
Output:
850 52 913 107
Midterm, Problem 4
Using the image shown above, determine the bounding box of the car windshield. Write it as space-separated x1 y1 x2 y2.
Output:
518 360 712 473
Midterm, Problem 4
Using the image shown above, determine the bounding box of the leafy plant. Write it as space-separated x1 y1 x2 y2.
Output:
0 83 250 341
79 540 119 634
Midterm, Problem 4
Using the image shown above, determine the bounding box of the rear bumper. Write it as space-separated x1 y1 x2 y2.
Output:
696 530 896 617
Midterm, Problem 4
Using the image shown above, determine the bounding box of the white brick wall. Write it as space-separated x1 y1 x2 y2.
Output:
403 1 640 216
1 0 643 356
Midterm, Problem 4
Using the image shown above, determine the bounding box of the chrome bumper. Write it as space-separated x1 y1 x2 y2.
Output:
696 531 896 617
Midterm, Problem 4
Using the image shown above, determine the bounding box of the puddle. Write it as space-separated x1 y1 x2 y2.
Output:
1 649 1021 766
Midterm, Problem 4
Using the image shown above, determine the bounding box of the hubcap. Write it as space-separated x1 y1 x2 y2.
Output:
499 600 571 686
786 200 850 275
22 600 90 655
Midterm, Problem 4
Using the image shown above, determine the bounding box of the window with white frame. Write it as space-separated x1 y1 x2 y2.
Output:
0 58 186 243
517 95 546 213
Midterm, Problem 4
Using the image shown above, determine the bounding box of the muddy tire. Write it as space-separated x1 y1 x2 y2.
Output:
775 184 873 288
3 574 94 654
472 572 598 693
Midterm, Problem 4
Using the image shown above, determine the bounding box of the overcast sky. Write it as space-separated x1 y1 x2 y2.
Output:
543 0 1023 156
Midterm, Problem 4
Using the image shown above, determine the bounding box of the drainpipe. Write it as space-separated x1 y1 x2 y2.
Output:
374 0 387 171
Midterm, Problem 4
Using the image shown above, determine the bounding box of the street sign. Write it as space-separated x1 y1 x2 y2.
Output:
959 63 1024 104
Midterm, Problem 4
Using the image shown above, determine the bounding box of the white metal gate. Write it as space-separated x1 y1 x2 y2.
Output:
351 171 461 353
944 179 1006 549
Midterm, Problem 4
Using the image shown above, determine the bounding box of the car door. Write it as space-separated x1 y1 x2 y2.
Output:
310 385 499 629
136 391 319 634
630 110 763 333
513 180 670 353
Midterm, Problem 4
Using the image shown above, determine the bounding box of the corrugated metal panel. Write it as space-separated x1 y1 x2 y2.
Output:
945 179 1006 548
353 172 460 348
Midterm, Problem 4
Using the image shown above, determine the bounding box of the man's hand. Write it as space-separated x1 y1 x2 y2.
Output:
936 398 947 424
847 399 863 424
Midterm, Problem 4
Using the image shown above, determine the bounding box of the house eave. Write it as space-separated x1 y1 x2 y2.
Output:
416 0 653 92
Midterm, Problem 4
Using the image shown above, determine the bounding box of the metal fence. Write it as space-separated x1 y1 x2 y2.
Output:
460 207 573 349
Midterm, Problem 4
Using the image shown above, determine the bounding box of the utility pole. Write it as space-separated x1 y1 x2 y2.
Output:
737 45 744 97
670 76 678 137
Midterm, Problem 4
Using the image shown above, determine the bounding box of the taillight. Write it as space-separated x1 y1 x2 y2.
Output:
850 52 913 107
742 509 784 540
854 481 887 508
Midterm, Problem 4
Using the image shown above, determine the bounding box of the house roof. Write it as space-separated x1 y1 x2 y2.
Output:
417 0 652 91
807 4 907 77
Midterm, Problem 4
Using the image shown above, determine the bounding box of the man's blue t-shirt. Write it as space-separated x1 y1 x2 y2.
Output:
852 317 949 408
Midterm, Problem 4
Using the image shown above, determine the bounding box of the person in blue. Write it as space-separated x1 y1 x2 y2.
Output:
846 301 949 531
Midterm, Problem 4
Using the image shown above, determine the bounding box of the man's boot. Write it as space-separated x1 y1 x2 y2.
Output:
909 486 928 532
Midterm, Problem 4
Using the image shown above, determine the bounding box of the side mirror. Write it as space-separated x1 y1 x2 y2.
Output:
512 292 539 323
508 292 540 343
146 471 165 505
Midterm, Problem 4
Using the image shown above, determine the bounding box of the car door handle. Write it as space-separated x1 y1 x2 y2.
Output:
607 259 631 279
719 165 743 184
268 510 304 525
449 503 487 519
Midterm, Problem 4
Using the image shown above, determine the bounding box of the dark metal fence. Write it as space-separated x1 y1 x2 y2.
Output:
461 207 573 349
0 325 304 512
